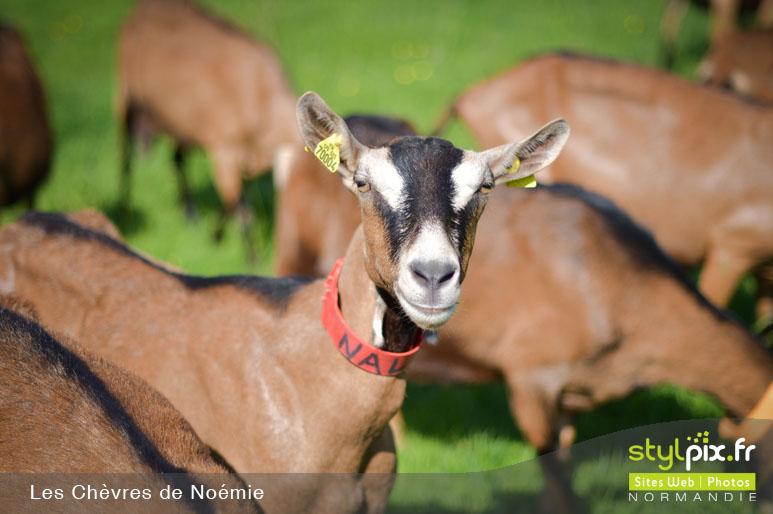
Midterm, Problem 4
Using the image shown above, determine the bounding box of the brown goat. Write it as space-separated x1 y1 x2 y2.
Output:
699 27 773 103
0 92 569 513
274 120 773 453
0 24 52 208
436 53 773 309
660 0 773 68
0 298 259 513
117 0 299 240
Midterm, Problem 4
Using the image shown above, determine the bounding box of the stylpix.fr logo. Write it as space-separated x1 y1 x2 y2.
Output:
628 431 756 471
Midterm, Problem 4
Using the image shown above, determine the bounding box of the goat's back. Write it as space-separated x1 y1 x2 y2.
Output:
0 24 52 206
454 53 773 264
0 302 231 474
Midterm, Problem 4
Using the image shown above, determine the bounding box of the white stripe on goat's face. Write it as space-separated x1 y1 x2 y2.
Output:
356 137 492 330
358 149 405 211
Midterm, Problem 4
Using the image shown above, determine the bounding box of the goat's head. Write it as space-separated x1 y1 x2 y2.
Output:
297 92 569 329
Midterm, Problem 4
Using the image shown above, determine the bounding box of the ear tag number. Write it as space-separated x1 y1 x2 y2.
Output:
313 133 343 173
505 156 536 188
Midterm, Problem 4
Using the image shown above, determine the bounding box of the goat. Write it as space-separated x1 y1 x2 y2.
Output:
0 92 569 513
0 297 259 513
117 0 299 247
274 117 773 454
435 52 773 309
660 0 773 68
699 27 773 103
0 23 52 208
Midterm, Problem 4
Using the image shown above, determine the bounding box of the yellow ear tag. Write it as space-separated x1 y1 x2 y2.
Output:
313 133 343 173
506 174 537 188
505 156 536 188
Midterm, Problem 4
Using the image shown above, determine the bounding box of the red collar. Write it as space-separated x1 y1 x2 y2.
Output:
322 258 424 376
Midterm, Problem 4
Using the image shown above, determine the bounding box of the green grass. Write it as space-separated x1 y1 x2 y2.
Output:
0 0 762 510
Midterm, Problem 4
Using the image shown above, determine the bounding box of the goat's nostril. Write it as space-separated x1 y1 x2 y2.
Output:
410 260 457 288
438 269 455 284
411 263 429 284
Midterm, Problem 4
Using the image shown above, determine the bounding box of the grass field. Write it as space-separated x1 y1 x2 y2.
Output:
0 0 761 505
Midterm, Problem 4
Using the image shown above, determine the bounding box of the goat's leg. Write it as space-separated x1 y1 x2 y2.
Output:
118 106 136 214
710 0 741 44
506 380 558 453
173 146 197 222
698 245 754 307
359 424 397 514
24 190 36 211
211 147 242 243
755 264 773 329
237 194 256 266
507 380 583 513
537 450 584 514
388 409 406 450
760 0 773 26
659 0 689 69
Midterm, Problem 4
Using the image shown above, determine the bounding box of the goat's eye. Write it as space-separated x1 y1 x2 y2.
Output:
356 180 371 193
479 183 493 194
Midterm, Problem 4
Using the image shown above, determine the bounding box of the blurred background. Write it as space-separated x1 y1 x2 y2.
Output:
0 0 767 477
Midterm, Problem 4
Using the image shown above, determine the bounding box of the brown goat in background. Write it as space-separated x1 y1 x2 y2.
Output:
274 115 773 454
660 0 773 68
699 27 773 103
436 53 773 311
0 298 259 513
0 24 52 208
117 0 299 249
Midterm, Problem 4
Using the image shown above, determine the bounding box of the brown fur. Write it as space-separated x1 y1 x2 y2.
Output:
274 138 773 453
0 24 52 207
660 0 773 68
700 28 773 102
0 217 414 512
0 299 259 513
441 53 773 307
118 0 299 215
0 88 564 511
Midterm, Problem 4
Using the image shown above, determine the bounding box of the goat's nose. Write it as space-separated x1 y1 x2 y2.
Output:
410 259 458 288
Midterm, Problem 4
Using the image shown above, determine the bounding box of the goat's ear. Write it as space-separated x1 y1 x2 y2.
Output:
296 91 367 190
482 118 570 187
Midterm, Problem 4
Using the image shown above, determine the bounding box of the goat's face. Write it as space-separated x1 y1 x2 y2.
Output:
297 92 569 329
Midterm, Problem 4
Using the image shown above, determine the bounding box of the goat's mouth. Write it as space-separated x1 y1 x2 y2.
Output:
395 291 457 330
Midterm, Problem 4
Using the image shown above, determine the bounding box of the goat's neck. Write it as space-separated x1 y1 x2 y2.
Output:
291 228 413 470
337 228 418 353
633 276 773 417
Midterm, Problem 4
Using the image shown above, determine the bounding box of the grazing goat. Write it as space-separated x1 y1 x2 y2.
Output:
699 27 773 103
117 0 299 244
274 117 773 453
660 0 773 68
0 298 259 513
0 24 52 208
0 92 569 513
435 53 773 308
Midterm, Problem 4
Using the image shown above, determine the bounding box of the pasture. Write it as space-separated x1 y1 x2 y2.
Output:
0 0 763 508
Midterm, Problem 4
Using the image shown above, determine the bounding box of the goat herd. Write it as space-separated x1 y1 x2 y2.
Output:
1 0 772 512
